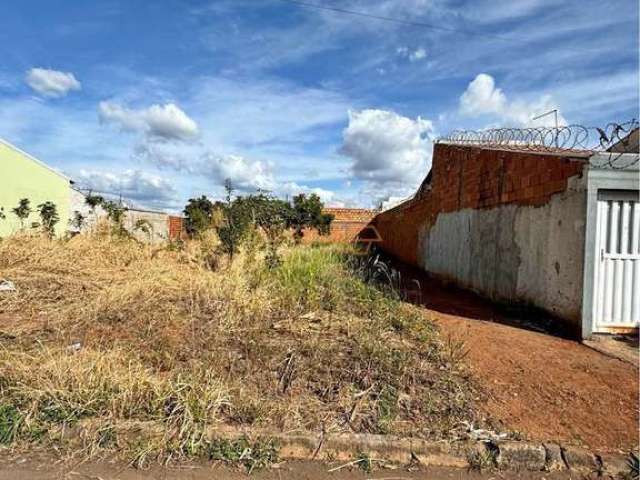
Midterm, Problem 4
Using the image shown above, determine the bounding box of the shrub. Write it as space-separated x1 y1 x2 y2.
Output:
288 193 334 242
102 200 128 236
12 198 31 230
197 181 335 264
70 210 85 231
37 201 59 238
134 219 153 241
183 195 217 237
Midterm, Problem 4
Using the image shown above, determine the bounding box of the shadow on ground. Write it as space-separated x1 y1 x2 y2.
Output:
373 250 580 340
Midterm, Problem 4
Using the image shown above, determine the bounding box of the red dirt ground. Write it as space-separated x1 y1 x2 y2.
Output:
405 269 638 453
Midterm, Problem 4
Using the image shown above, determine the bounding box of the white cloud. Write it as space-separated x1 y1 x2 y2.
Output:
25 68 81 97
339 109 434 208
74 169 179 210
201 153 276 192
340 109 434 184
98 101 199 141
459 73 567 126
133 141 198 172
459 73 506 116
409 48 427 62
397 46 427 62
197 154 341 205
381 195 410 210
280 181 337 204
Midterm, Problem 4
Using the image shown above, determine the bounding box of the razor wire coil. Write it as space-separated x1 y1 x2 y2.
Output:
437 120 639 169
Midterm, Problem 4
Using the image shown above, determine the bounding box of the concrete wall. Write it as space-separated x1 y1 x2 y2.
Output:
122 209 170 244
69 188 106 232
70 188 175 243
373 143 590 330
0 140 71 237
420 174 587 322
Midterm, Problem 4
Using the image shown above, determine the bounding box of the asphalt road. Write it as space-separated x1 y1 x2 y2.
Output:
0 456 585 480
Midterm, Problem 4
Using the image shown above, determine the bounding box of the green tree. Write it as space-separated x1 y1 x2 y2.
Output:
232 191 291 268
37 201 60 238
183 195 215 237
217 180 245 261
190 181 334 265
12 198 32 230
288 193 334 242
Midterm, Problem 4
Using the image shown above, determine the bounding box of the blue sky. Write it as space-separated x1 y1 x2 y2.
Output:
1 0 638 211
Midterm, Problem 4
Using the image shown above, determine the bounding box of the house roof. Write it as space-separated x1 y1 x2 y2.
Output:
0 137 71 182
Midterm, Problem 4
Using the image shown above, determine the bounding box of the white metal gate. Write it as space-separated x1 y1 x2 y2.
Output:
592 190 640 332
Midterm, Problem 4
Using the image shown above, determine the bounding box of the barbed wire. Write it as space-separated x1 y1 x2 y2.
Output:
437 120 639 169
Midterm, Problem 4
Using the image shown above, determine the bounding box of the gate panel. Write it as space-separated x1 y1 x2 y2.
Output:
593 192 640 331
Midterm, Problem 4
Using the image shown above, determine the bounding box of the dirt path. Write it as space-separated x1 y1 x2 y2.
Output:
383 255 638 453
404 268 638 453
434 310 637 452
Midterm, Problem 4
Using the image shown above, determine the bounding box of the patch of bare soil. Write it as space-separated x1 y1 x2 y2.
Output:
405 272 638 453
434 311 638 452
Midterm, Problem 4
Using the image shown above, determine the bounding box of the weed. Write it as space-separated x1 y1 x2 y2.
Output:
356 452 373 473
375 385 399 434
442 334 470 368
0 404 23 444
208 437 279 473
467 445 497 472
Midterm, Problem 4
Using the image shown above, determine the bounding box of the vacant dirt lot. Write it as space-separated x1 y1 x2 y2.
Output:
407 270 638 453
1 234 636 464
0 235 482 463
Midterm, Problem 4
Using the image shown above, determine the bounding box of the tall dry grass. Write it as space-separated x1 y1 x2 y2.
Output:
0 232 480 462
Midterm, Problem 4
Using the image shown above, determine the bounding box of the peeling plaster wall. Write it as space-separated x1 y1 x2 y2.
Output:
419 175 587 323
373 144 590 330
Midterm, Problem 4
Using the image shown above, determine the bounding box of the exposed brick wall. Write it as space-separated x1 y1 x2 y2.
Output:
373 143 588 265
302 208 377 243
168 216 186 240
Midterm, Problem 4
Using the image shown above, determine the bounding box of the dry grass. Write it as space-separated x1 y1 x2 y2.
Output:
0 232 480 463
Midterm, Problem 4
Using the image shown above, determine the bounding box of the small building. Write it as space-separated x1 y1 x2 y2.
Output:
372 129 639 339
0 138 72 237
1 138 184 242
